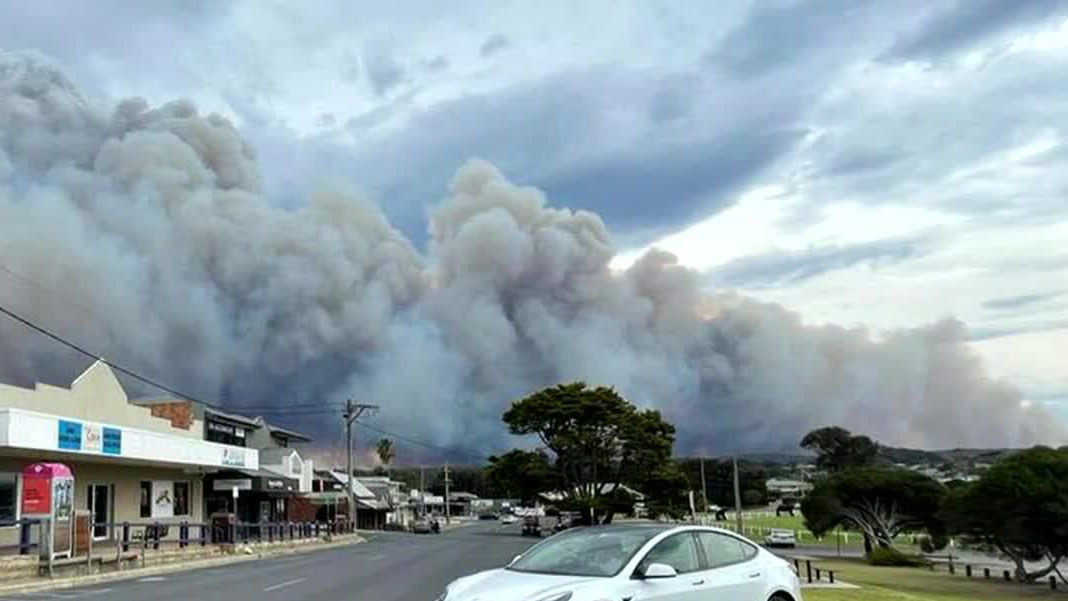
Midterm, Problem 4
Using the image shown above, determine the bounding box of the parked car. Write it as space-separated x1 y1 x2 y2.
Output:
478 512 499 521
521 515 542 537
500 514 518 524
764 528 797 548
411 518 433 534
434 524 801 601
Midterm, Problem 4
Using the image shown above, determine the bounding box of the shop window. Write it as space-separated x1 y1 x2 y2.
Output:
174 482 190 517
140 481 152 518
0 473 16 522
206 420 247 447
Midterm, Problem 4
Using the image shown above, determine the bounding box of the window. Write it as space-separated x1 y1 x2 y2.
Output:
206 420 246 447
638 533 701 574
696 532 757 568
0 473 16 522
140 481 151 518
174 482 190 517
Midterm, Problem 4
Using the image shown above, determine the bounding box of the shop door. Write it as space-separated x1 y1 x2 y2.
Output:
87 484 110 539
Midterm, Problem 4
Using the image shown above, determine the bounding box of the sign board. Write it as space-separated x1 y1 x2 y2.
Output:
221 448 246 467
152 480 174 518
232 486 239 499
267 479 284 490
56 419 122 455
213 479 252 492
20 463 72 516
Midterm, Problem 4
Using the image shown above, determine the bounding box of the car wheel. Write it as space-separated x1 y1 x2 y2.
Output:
769 594 793 601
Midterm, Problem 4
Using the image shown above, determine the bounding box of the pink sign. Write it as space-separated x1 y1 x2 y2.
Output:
20 463 73 516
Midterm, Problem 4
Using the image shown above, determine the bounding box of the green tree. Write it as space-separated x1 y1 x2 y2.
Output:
802 467 945 550
676 458 768 508
801 426 878 472
941 447 1068 583
502 382 675 523
485 449 554 504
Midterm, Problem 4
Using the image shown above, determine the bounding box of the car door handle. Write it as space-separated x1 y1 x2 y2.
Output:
748 571 762 579
691 579 705 586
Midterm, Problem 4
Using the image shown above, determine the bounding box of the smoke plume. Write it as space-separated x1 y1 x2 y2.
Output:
0 51 1061 458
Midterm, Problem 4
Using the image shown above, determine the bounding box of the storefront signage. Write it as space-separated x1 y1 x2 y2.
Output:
267 479 284 489
208 421 236 436
213 478 252 492
222 447 246 467
56 420 122 455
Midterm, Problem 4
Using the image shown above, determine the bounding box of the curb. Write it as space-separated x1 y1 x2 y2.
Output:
0 535 365 595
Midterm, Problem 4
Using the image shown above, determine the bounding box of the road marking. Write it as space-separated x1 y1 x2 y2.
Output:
74 590 113 597
263 578 305 592
367 554 383 561
136 577 166 582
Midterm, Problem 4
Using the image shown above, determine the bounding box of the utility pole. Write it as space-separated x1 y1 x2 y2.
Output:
443 462 452 525
343 399 379 529
699 457 708 514
419 465 426 518
733 456 743 533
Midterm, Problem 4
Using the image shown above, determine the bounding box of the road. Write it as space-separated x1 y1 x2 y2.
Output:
2 521 538 601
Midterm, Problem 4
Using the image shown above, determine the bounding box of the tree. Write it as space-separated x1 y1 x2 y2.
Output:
941 447 1068 583
485 449 554 504
375 438 395 475
802 467 945 550
676 458 768 508
502 382 675 523
801 426 878 472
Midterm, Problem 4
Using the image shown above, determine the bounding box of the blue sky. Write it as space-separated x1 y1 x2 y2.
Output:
2 0 1065 421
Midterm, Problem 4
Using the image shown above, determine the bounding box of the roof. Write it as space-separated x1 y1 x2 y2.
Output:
204 407 259 428
255 417 312 443
330 471 377 499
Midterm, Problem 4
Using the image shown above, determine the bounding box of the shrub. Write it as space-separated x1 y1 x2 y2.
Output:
919 533 949 553
867 546 929 567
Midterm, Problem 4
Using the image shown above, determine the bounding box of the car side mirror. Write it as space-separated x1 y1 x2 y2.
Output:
510 555 521 565
639 563 678 579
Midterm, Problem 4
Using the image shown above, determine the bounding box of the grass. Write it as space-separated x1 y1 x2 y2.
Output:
709 512 916 547
802 559 1065 601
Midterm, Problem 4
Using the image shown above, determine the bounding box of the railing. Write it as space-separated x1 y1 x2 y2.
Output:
0 518 42 556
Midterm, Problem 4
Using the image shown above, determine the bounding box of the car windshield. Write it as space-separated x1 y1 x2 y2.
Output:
508 527 663 577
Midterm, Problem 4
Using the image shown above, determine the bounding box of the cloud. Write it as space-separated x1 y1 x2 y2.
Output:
479 34 509 58
0 52 1062 459
706 235 935 289
423 55 449 72
363 46 405 97
881 0 1068 62
982 291 1065 311
315 113 336 128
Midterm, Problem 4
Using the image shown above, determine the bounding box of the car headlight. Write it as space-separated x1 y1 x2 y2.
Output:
534 593 572 601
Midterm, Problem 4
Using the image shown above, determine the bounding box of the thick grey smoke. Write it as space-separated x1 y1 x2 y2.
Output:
0 51 1062 457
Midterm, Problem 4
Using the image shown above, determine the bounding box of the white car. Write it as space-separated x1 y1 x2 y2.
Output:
764 529 797 548
500 514 518 524
435 524 802 601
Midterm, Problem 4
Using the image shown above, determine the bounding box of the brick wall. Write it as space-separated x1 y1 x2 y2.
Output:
149 402 193 430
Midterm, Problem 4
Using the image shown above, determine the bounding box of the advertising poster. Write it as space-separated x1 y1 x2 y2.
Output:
152 480 174 518
20 476 51 515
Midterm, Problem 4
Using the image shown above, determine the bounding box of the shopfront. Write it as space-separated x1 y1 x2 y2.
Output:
204 469 298 523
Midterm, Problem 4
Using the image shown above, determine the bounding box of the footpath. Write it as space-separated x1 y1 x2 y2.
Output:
0 533 365 596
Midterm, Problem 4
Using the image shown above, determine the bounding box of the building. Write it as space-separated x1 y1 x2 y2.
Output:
0 361 257 546
355 476 411 527
765 478 814 498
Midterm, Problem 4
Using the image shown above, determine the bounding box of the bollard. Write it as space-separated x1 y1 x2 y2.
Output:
948 562 955 575
829 570 835 584
984 568 990 579
1051 576 1057 590
806 560 813 584
267 522 274 543
793 558 800 575
200 524 206 547
966 565 972 578
1003 570 1011 582
315 522 320 538
19 522 31 556
815 568 821 581
180 521 189 548
122 522 130 552
153 522 161 550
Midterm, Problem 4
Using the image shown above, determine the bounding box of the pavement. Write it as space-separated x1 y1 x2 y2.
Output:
0 521 537 601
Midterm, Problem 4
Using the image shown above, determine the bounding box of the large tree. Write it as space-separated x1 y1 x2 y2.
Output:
502 382 675 523
802 467 945 550
484 449 555 503
941 446 1068 583
375 438 396 475
801 426 878 472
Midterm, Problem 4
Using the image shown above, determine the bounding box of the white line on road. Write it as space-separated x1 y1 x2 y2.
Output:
263 578 305 592
136 577 166 582
367 554 383 561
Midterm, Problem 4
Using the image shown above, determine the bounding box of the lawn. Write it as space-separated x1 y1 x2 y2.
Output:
708 512 915 547
802 559 1065 601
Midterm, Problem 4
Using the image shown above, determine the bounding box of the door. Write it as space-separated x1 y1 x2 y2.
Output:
633 532 706 600
694 531 765 599
87 484 110 540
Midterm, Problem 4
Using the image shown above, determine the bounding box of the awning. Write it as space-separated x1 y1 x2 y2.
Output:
208 469 299 494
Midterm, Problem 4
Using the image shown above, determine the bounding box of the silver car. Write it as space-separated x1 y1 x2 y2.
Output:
436 524 802 601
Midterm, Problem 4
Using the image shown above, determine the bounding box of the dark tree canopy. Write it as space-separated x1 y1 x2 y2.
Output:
802 467 945 549
801 426 878 472
502 382 676 523
484 449 554 503
941 446 1068 583
375 438 395 467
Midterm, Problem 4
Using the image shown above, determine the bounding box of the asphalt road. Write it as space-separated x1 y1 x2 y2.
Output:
1 522 538 601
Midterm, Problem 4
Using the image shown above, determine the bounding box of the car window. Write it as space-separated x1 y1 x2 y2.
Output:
638 533 701 574
696 532 757 568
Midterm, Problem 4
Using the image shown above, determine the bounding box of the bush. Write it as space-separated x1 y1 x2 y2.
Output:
867 546 929 567
919 533 949 553
742 489 764 506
